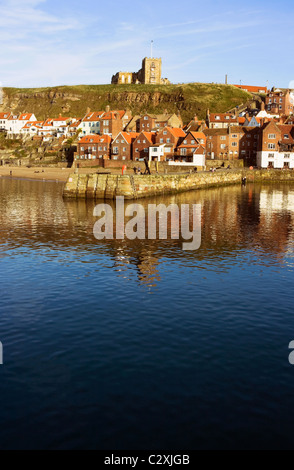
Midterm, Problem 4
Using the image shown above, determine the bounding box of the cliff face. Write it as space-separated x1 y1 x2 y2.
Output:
1 83 251 123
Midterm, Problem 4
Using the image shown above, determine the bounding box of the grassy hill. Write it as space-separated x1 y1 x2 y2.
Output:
1 83 251 124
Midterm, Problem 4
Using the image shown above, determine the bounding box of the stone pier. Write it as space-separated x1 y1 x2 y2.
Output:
63 169 294 200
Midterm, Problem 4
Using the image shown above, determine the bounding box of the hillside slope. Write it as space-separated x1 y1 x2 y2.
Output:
1 83 251 124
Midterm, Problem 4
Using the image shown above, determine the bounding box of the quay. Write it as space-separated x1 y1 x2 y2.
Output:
63 169 294 200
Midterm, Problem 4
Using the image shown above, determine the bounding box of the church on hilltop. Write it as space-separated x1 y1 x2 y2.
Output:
111 57 170 85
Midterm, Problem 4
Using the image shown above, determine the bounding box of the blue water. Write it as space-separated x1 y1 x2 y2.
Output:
0 177 294 449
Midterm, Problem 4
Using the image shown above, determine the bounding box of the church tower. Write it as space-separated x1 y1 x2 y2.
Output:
140 57 162 85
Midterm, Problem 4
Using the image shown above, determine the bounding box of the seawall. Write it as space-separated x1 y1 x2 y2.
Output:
63 169 294 200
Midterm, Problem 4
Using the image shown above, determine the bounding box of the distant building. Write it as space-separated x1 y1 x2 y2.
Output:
265 88 294 116
257 121 294 169
233 84 268 94
112 57 170 85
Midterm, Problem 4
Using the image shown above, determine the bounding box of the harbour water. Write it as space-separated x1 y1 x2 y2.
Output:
0 177 294 449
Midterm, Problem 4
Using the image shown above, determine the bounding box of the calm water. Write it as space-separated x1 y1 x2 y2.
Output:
0 177 294 450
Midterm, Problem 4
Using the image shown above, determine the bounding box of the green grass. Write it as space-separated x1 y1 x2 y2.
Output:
1 83 251 124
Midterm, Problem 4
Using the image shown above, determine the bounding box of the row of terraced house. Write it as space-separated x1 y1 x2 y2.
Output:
1 86 293 169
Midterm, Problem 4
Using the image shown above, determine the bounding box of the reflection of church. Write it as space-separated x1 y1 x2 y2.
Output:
111 57 170 85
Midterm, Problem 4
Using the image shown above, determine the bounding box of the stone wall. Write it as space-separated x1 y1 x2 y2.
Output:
63 169 294 200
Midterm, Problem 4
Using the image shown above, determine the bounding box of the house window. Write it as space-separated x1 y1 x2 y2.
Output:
123 147 126 152
215 116 220 120
268 134 276 139
160 138 164 143
163 131 167 135
180 148 187 155
268 143 276 149
220 144 226 149
81 147 84 151
166 138 171 143
232 134 238 138
135 148 139 152
144 148 148 153
138 140 141 143
144 116 148 120
231 142 237 147
191 140 195 144
221 136 226 140
284 154 290 159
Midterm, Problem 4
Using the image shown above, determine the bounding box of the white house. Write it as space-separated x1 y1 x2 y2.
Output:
257 151 294 169
79 111 104 136
7 113 37 136
20 121 44 136
149 144 165 162
0 112 11 131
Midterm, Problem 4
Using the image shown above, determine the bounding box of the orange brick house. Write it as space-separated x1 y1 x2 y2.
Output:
265 89 294 116
154 127 186 160
176 131 206 163
111 131 139 161
76 134 111 165
206 111 238 129
257 121 294 168
99 109 132 138
133 132 156 160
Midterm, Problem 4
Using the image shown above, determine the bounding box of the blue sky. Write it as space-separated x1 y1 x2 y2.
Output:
0 0 293 89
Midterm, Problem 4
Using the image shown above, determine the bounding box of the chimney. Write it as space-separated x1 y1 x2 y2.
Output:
86 107 91 114
194 114 198 122
106 105 110 113
206 109 210 119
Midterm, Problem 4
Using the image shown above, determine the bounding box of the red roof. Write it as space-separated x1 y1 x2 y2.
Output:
82 111 104 122
135 132 155 144
190 131 206 141
0 112 11 119
209 113 238 123
233 84 267 93
114 131 139 144
78 134 112 144
278 125 294 144
102 110 126 120
19 113 34 121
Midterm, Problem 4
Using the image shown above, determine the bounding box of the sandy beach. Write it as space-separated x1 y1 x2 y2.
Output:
0 166 141 182
0 166 74 182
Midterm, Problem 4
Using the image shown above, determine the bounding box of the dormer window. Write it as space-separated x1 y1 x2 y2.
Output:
144 116 148 120
284 134 289 139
